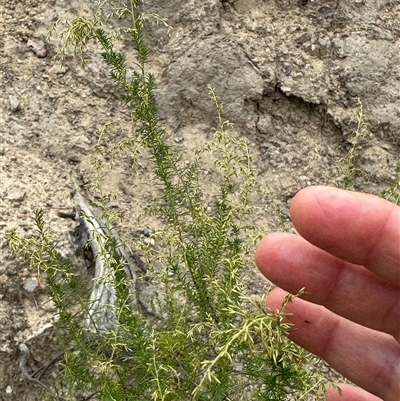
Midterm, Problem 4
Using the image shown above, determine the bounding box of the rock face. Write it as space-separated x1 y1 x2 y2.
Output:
0 0 398 399
144 0 400 152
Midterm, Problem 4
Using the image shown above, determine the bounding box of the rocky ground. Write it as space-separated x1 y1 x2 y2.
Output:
0 0 399 400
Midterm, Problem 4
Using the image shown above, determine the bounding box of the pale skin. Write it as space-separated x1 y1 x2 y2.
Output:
255 186 400 401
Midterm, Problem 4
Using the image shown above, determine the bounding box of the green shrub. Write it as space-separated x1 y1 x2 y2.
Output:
7 1 340 400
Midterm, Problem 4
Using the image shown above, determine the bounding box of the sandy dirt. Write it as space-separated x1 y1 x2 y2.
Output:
0 0 399 399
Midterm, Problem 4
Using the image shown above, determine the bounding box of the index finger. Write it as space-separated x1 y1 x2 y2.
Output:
291 186 400 286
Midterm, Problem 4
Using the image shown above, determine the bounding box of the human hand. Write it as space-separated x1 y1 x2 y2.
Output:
255 186 400 401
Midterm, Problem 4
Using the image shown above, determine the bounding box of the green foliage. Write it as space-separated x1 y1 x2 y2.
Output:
337 97 369 189
336 98 399 203
381 174 400 206
7 1 337 400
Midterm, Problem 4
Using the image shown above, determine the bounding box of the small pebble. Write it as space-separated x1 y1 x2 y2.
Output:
23 278 39 293
27 38 47 58
4 188 26 203
8 95 20 112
